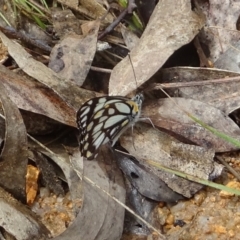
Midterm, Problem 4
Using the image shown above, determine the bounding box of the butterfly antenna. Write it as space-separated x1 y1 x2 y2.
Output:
128 54 155 130
128 53 139 150
128 53 138 88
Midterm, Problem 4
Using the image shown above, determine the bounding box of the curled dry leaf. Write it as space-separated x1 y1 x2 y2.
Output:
54 145 126 240
31 143 126 239
115 151 184 203
0 116 5 148
124 182 158 235
49 21 100 86
0 81 28 202
0 37 8 64
143 98 240 152
29 143 83 216
159 67 240 115
120 123 223 198
0 186 50 239
109 0 205 95
33 151 65 196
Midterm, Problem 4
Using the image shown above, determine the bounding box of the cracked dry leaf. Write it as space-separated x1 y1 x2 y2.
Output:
109 0 205 96
33 151 65 196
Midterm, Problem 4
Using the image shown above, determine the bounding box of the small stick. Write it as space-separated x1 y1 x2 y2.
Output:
98 0 137 39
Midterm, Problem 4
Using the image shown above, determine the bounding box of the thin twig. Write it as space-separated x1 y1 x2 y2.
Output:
149 75 240 90
90 66 112 74
98 0 137 39
216 156 240 181
0 26 52 54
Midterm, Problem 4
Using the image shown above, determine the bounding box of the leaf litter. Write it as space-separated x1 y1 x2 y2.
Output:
143 98 240 152
0 81 28 202
109 0 205 96
0 0 240 239
49 20 100 86
158 67 240 115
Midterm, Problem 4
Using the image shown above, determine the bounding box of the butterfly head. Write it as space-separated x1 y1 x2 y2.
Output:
130 93 144 113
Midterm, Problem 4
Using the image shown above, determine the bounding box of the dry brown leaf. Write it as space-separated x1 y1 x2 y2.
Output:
0 38 8 63
29 144 83 216
109 0 205 95
49 21 100 86
0 81 28 201
0 31 99 112
51 9 82 38
198 0 240 62
115 151 183 203
120 24 139 50
120 123 223 198
215 40 240 73
159 67 240 115
143 98 240 152
53 146 126 240
0 186 50 239
57 0 113 24
0 65 76 127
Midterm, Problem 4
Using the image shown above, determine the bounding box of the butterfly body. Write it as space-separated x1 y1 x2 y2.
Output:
77 94 143 159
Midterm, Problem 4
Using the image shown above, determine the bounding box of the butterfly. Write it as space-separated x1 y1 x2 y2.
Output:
76 94 144 160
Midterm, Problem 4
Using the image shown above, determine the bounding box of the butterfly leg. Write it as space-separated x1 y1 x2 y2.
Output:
139 117 155 129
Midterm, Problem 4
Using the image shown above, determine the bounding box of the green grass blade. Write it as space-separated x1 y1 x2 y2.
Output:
147 159 240 196
188 113 240 148
0 11 11 26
